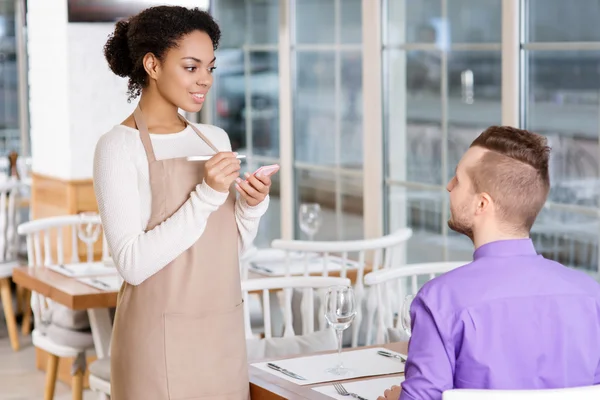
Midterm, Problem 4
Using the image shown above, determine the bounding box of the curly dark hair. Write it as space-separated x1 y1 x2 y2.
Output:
104 6 221 102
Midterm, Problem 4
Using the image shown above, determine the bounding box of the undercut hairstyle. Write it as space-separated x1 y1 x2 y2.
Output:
469 126 551 232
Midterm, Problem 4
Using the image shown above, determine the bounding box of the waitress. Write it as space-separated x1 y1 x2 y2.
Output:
93 6 271 399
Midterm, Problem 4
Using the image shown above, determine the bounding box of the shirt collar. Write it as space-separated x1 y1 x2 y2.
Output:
473 238 537 260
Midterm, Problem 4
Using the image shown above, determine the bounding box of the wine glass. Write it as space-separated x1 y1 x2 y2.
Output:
299 203 322 241
324 285 357 376
77 212 101 262
400 294 415 338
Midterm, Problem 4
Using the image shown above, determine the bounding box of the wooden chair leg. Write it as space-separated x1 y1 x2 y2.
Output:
44 354 59 400
21 288 32 335
15 284 23 314
72 368 84 400
0 278 19 351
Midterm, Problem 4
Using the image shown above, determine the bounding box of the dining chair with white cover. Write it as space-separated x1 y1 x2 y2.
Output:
442 385 600 399
363 261 468 345
18 214 108 400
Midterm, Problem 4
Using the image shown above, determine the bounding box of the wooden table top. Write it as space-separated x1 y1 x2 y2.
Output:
12 266 118 310
249 342 408 400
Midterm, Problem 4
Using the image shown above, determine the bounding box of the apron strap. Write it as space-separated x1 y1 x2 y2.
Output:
135 106 221 162
133 105 157 163
178 114 220 153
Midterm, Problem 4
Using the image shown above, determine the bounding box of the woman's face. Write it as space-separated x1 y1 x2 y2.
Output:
154 30 216 113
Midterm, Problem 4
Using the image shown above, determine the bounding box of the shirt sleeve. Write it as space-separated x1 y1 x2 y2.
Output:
400 293 455 400
235 195 270 257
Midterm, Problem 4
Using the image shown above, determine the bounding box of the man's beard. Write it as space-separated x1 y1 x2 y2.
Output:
448 214 474 242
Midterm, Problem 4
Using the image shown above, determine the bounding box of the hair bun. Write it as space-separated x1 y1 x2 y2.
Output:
104 20 133 78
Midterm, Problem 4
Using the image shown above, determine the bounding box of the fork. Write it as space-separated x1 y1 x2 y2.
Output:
333 383 368 400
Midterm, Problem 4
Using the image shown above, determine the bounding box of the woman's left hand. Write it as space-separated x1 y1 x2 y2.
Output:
235 172 271 207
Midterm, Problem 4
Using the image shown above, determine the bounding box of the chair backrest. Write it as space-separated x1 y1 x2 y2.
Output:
442 385 600 400
17 214 107 267
17 214 106 329
241 276 351 340
269 229 412 347
0 180 24 262
363 261 468 345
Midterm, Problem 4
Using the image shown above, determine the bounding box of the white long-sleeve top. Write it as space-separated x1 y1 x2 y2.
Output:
93 123 269 286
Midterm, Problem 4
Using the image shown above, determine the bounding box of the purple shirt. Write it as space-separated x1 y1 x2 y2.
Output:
400 239 600 400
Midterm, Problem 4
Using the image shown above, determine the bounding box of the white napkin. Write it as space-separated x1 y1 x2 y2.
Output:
251 347 405 385
47 262 116 277
313 376 405 400
249 255 361 276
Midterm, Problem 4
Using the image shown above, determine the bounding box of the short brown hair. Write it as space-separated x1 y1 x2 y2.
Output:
469 126 551 231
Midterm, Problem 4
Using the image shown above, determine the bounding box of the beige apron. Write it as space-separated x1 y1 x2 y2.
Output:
110 106 249 400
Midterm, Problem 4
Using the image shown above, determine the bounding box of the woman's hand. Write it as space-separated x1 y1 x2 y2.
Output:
204 152 241 193
377 385 402 400
235 172 271 207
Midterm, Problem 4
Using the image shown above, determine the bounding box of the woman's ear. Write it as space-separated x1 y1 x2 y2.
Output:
143 52 161 81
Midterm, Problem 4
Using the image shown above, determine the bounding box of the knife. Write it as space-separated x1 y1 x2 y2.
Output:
58 264 75 275
250 263 273 274
267 363 307 380
92 278 111 289
377 350 407 362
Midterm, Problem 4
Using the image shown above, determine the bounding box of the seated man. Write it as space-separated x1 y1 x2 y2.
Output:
380 126 600 400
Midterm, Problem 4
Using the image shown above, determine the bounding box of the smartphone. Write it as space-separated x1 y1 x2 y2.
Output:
254 164 280 177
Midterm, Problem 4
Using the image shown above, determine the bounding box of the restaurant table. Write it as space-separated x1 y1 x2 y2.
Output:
11 266 116 359
249 341 408 400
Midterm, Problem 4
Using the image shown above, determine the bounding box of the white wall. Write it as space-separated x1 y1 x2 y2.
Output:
27 0 134 180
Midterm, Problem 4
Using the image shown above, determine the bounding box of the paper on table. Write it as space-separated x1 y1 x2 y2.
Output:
249 255 361 276
47 262 117 278
312 376 405 400
251 347 405 386
77 275 121 291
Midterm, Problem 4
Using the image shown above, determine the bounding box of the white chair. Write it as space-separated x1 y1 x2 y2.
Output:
0 180 26 351
88 358 111 399
269 228 413 347
18 214 107 400
442 385 600 399
242 276 351 361
363 261 468 345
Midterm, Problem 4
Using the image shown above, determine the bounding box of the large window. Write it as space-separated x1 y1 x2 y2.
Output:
292 0 363 241
209 0 600 278
384 0 502 263
212 0 281 247
522 0 600 274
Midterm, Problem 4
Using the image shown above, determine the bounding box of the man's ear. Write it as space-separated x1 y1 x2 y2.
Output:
475 192 492 216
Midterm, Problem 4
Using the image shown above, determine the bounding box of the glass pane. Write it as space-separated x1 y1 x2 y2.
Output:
341 52 363 168
447 51 502 182
387 186 473 262
294 52 335 164
214 49 245 151
214 0 246 48
247 0 279 45
525 51 600 206
249 52 279 157
0 1 19 155
448 0 501 43
387 0 441 46
386 49 442 185
216 0 279 47
527 0 600 42
296 169 363 241
296 0 335 44
532 208 598 276
341 0 362 44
